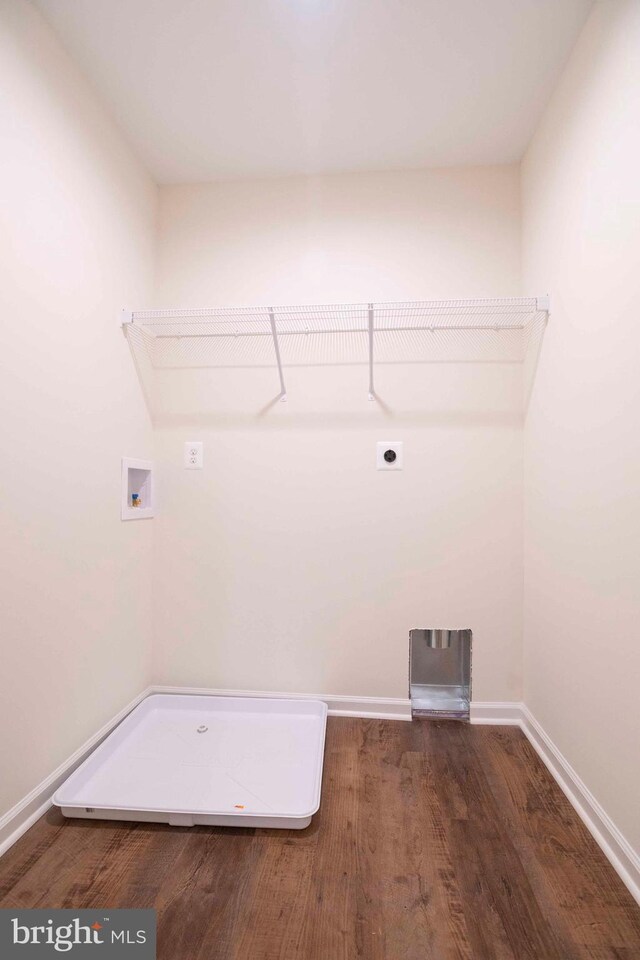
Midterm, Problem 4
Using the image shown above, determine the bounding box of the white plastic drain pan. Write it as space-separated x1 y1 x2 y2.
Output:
54 694 328 829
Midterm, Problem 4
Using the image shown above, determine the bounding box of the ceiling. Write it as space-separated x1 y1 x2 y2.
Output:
32 0 593 184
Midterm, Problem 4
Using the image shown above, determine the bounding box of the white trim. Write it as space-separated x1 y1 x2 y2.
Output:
520 705 640 907
470 701 524 725
150 685 412 722
0 688 152 859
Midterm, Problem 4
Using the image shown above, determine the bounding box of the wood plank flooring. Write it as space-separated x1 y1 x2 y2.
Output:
0 718 638 959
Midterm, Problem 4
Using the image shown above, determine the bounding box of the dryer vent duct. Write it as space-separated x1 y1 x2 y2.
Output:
409 628 471 720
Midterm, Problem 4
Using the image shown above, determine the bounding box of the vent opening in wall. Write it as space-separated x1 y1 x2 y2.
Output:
409 629 471 720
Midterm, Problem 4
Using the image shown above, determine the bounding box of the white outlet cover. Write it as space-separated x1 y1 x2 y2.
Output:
184 441 203 469
376 441 403 470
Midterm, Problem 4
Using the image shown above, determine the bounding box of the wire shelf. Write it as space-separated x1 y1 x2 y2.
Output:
122 297 549 403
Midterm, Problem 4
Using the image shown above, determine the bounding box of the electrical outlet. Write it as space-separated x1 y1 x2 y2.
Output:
376 441 403 470
184 441 203 469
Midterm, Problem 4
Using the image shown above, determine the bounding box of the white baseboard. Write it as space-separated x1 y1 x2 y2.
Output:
470 701 524 725
520 705 640 907
150 685 413 722
0 687 152 859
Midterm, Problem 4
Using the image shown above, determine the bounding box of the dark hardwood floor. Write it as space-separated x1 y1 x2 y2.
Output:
1 718 638 959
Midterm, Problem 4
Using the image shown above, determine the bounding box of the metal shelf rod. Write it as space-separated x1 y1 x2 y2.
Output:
148 323 530 340
368 304 375 400
268 308 287 402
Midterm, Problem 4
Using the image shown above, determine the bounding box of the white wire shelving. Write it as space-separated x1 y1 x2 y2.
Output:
121 296 549 403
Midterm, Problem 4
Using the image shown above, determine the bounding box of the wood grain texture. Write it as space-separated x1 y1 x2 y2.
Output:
0 719 638 959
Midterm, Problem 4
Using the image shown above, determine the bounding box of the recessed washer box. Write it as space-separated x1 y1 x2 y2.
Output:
121 457 154 520
54 694 328 830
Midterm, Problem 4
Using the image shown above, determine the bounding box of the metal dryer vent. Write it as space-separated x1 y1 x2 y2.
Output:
409 628 472 720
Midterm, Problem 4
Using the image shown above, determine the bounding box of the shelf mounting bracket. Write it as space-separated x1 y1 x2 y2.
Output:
536 295 550 314
268 308 287 401
368 303 375 401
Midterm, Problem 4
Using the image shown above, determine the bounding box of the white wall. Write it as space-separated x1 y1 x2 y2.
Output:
156 167 520 307
153 167 524 702
0 0 156 816
522 0 640 855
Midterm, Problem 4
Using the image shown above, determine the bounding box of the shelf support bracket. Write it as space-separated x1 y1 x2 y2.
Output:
120 308 133 335
368 303 375 400
268 308 287 401
536 295 550 314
